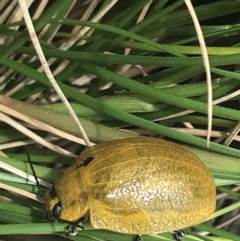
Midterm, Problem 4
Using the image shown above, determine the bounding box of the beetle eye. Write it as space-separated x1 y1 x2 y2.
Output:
48 202 62 221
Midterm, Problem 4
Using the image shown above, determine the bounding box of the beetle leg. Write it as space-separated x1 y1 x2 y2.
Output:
133 235 143 241
65 224 78 236
82 210 90 221
65 217 86 236
173 230 185 241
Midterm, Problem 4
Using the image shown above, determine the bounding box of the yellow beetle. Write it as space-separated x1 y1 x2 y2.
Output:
44 137 216 241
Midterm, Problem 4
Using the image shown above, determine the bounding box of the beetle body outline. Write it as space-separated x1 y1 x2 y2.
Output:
44 137 216 236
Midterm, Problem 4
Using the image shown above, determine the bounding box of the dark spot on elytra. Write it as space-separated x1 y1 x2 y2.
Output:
76 156 94 169
84 156 94 166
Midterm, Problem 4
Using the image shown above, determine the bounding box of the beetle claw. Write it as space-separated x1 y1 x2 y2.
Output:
133 235 142 241
65 217 86 236
173 230 185 241
66 224 78 236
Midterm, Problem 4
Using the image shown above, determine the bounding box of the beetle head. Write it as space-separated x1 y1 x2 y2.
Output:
42 158 90 223
44 186 62 221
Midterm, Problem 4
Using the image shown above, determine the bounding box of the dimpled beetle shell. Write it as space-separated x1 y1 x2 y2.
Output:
44 137 216 235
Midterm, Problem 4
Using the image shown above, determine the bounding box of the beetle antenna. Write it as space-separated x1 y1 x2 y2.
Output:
26 151 41 193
